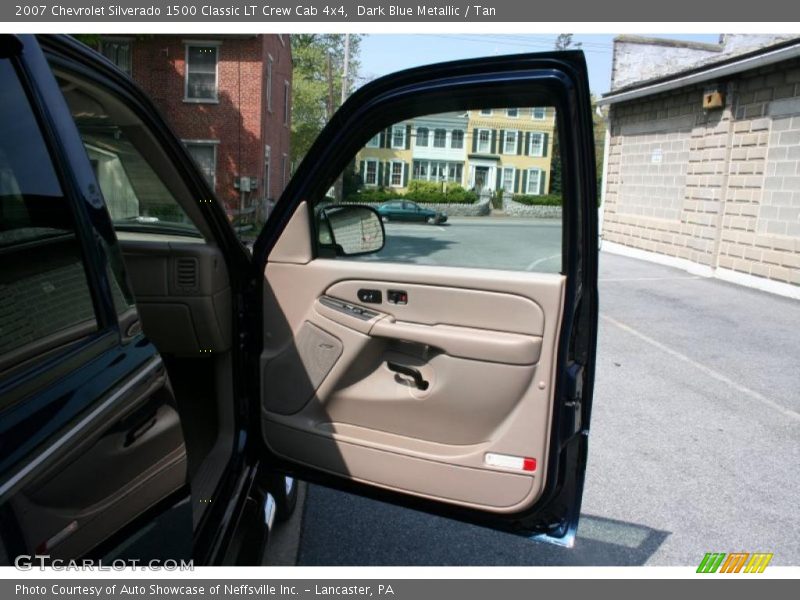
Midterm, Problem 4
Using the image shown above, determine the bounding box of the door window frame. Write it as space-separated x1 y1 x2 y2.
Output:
0 55 105 379
251 56 598 540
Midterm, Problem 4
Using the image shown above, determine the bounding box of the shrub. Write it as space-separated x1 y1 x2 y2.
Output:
406 180 441 195
405 181 478 204
343 188 401 204
343 182 479 205
511 194 563 206
439 185 478 204
405 179 444 203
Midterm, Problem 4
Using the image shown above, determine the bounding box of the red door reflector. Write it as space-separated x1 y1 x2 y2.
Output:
485 453 537 472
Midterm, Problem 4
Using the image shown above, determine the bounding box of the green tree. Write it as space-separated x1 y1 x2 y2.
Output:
549 129 562 196
549 96 606 199
592 95 607 202
548 34 586 195
554 34 582 51
290 34 362 168
71 34 101 47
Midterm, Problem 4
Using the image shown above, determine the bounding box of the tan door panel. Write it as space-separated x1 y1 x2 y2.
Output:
261 215 565 513
264 422 535 510
118 237 232 355
325 279 546 335
311 350 537 445
369 319 542 365
312 295 542 364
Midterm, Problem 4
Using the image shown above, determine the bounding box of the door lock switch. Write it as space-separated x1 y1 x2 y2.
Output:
387 290 408 305
357 289 382 303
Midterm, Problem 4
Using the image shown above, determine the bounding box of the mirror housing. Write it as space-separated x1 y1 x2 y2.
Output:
319 204 385 256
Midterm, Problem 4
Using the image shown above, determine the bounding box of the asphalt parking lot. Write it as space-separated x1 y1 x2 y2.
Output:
271 217 800 566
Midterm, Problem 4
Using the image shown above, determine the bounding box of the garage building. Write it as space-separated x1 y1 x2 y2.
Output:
599 34 800 298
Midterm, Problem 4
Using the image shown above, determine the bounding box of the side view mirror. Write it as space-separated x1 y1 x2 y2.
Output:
319 204 385 256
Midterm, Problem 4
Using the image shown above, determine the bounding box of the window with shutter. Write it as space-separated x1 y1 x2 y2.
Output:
391 126 406 149
529 132 545 157
503 130 517 155
502 167 515 193
476 129 491 153
390 161 404 187
364 160 378 186
526 169 542 195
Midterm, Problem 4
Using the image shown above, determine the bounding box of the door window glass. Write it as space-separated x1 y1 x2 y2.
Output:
0 59 97 373
341 107 561 273
56 73 202 239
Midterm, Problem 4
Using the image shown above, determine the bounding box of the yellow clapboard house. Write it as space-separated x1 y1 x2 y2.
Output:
465 107 556 195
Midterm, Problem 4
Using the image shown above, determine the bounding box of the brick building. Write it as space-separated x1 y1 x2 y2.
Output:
97 35 292 220
599 35 800 299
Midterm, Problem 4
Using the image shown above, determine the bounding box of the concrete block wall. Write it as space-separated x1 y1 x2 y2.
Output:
602 58 800 291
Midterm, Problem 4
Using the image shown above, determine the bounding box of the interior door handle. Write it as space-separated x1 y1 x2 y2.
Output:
386 361 429 391
124 413 157 447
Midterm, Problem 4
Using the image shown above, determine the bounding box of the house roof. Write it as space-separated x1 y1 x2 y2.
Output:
599 36 800 106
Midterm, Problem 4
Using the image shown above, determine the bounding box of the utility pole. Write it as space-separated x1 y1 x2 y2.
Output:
333 34 351 201
326 52 334 121
341 33 350 104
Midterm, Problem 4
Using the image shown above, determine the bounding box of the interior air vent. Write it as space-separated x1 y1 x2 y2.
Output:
175 257 199 291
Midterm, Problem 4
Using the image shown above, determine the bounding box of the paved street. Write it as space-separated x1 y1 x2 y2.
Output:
357 217 562 273
278 218 800 566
